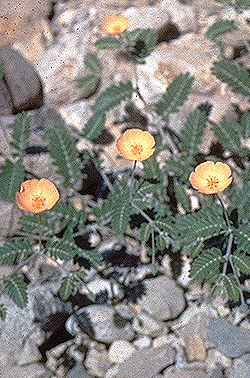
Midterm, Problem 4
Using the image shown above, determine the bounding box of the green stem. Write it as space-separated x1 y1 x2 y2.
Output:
217 194 231 230
38 214 43 254
130 160 137 199
229 256 246 306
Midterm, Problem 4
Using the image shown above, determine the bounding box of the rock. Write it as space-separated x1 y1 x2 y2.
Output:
0 201 22 238
59 101 92 132
209 367 224 378
153 335 170 349
112 344 176 378
66 305 135 344
132 311 164 337
228 354 250 378
85 347 111 377
0 48 43 112
85 277 124 302
108 340 135 364
184 335 207 362
67 363 91 378
133 336 152 350
138 276 185 321
0 80 13 115
208 319 250 358
0 363 50 378
17 340 42 366
163 367 207 378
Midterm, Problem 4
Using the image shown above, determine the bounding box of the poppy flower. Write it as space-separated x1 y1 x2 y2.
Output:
116 128 156 161
16 178 60 214
189 161 232 195
102 15 129 35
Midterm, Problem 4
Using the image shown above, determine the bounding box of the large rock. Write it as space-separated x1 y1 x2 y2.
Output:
138 276 185 321
208 319 250 358
112 344 176 378
0 48 43 112
0 81 13 115
66 305 135 344
229 354 250 378
163 367 207 378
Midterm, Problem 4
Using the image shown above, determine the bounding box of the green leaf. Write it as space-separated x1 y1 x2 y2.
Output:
132 182 157 211
230 182 250 221
111 184 131 236
4 274 28 308
95 81 134 114
240 111 250 140
175 184 190 212
47 238 78 261
139 222 153 244
214 274 241 302
206 19 238 41
233 224 250 252
82 112 106 141
0 304 7 320
50 203 86 230
95 37 122 50
174 206 228 251
216 0 250 8
78 74 100 98
181 109 208 156
124 28 158 58
154 73 194 118
11 112 32 158
214 119 242 153
46 122 82 187
59 272 85 301
166 157 194 182
0 239 32 264
191 248 223 281
231 251 250 274
0 160 25 202
143 156 160 180
20 215 53 236
84 53 102 74
212 60 250 98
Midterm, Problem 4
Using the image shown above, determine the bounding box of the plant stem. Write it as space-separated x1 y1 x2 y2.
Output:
217 194 231 230
130 160 137 199
38 214 43 254
229 256 246 306
223 232 234 275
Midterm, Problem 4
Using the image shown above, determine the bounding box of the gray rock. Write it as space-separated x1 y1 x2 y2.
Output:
138 276 185 321
67 362 91 378
132 312 164 337
0 48 43 112
208 319 250 358
0 80 13 115
85 347 111 377
209 368 224 378
66 305 135 344
112 345 176 378
163 367 207 378
229 354 250 378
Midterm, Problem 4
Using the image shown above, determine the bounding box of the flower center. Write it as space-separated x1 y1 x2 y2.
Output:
32 195 46 211
206 176 219 190
131 144 143 157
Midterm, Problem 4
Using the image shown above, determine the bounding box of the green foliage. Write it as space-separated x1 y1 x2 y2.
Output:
78 75 100 98
230 182 250 221
231 251 250 274
233 224 250 251
82 112 106 141
59 272 85 301
95 37 122 49
0 239 32 264
84 53 102 74
215 0 250 8
0 63 4 80
95 81 134 114
0 160 25 202
124 28 158 60
214 274 241 302
143 156 161 180
214 119 242 153
174 206 228 251
132 181 158 211
166 157 194 182
212 60 250 98
11 112 32 158
4 274 28 308
191 248 223 281
240 111 250 139
174 183 190 213
181 109 208 156
46 122 82 187
110 183 131 236
0 304 7 320
154 73 194 118
20 214 53 236
206 19 237 41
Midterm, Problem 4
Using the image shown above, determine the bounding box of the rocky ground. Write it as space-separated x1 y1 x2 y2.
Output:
0 0 250 377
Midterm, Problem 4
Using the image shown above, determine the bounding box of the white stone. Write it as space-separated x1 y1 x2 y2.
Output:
108 340 135 364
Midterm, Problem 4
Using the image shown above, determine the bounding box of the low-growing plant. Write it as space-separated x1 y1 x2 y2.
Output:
0 0 250 320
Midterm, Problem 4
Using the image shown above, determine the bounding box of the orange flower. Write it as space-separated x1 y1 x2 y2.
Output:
16 179 60 214
189 161 232 195
116 128 156 161
102 15 129 35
